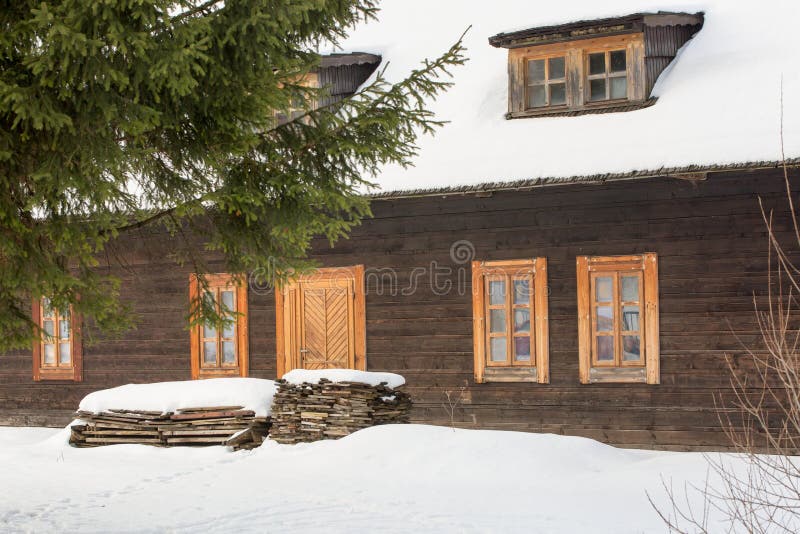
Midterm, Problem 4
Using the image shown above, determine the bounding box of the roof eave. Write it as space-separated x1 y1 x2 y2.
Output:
368 159 799 201
488 11 704 49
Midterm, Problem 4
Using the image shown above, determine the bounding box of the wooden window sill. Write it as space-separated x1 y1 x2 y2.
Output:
588 367 647 384
197 368 243 379
36 368 80 381
482 367 539 383
507 97 656 119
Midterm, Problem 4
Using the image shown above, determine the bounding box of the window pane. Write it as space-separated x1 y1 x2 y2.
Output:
527 59 545 83
623 335 641 361
514 309 530 333
528 85 546 108
548 56 565 79
59 320 70 340
513 279 530 305
514 337 531 361
490 337 507 362
621 276 639 302
43 320 54 339
42 298 53 317
43 344 55 364
595 277 613 302
610 76 627 99
489 280 506 305
203 342 217 364
222 341 236 364
221 290 235 313
203 322 217 339
59 343 70 364
222 320 235 339
589 53 606 75
597 336 614 361
490 309 507 333
610 50 626 72
622 306 640 331
596 306 613 332
589 79 606 101
550 83 566 106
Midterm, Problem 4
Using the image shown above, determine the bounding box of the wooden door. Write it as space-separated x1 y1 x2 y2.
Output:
276 265 366 376
299 279 354 369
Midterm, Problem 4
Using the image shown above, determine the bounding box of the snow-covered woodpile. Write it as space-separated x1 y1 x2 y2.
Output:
69 406 270 450
66 374 409 448
270 370 411 444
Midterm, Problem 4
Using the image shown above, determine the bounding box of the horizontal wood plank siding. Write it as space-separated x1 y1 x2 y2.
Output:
0 167 795 451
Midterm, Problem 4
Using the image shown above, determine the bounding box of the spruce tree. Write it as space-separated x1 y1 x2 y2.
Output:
0 1 466 350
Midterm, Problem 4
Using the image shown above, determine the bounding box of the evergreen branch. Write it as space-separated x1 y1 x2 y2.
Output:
0 2 468 350
170 0 225 26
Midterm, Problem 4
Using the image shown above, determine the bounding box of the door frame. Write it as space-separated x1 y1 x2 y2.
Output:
275 265 366 377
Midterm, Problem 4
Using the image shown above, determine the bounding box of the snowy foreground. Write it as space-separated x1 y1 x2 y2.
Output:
0 423 747 533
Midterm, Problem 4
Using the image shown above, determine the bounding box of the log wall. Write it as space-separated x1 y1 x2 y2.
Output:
0 167 795 450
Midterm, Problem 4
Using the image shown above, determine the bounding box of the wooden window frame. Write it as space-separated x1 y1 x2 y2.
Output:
189 273 249 379
525 54 568 111
585 48 628 103
274 72 319 124
472 258 549 384
275 265 366 378
32 298 82 382
577 254 659 384
507 33 646 119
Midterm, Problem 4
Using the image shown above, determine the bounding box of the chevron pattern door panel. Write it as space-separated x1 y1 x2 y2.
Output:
300 282 354 370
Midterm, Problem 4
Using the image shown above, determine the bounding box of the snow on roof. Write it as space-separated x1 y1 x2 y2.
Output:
330 0 800 195
78 378 278 417
282 369 406 389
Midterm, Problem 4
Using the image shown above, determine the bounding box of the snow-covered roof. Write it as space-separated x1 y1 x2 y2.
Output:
331 0 800 196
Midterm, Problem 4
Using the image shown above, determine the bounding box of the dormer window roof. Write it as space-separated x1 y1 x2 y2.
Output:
490 12 703 118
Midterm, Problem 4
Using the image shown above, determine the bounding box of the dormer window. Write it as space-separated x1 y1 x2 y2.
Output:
490 12 703 119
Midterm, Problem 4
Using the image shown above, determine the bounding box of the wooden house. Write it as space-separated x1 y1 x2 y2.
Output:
3 1 800 451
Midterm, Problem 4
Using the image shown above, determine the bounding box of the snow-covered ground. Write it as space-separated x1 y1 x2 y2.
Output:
0 423 742 533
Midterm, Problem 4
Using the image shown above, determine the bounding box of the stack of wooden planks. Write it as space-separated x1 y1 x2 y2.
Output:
269 379 412 444
69 406 270 450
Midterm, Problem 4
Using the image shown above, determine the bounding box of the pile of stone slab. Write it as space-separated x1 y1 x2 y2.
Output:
69 406 270 450
269 379 411 444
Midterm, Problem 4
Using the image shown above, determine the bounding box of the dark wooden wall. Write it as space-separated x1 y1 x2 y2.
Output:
0 167 794 450
644 23 702 95
317 61 379 108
